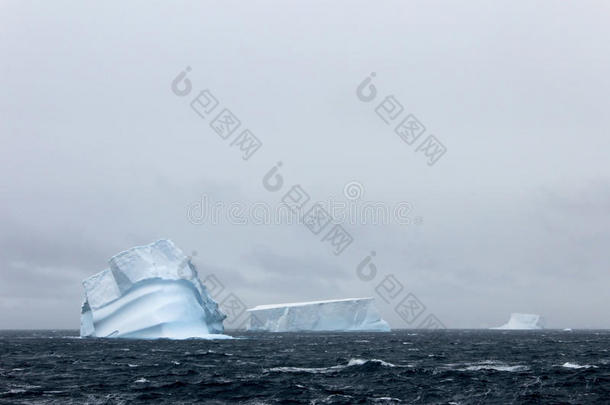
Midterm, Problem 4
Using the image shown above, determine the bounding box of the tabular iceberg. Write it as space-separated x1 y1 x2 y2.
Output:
493 313 545 330
80 239 228 339
247 298 390 332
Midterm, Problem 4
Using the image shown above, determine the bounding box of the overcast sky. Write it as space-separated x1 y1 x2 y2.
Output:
1 1 609 329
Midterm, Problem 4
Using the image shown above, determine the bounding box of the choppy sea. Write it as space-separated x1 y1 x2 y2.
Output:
0 330 608 404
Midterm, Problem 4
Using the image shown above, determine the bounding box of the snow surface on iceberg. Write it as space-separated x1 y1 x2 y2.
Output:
80 239 228 339
493 313 545 330
247 297 390 332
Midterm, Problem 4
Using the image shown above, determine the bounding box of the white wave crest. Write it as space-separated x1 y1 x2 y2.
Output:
457 360 529 372
561 362 596 369
268 358 400 374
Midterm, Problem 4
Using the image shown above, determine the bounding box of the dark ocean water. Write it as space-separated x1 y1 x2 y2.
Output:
0 330 608 404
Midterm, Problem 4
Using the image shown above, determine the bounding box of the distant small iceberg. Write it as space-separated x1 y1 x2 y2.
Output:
492 313 544 330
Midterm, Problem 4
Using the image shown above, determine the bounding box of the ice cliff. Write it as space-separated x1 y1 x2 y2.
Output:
493 313 545 330
247 297 390 332
80 239 228 339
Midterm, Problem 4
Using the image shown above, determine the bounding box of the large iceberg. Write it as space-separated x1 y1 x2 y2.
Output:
247 297 390 332
493 313 545 330
80 239 228 339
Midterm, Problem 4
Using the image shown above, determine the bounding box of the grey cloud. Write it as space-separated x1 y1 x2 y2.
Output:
1 1 609 329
